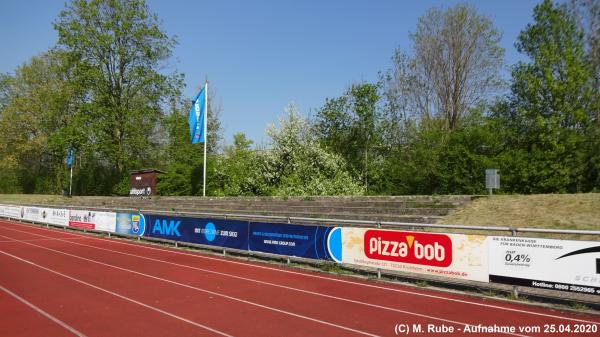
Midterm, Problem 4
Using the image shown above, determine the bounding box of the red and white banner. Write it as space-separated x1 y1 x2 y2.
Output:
69 210 116 232
341 227 489 282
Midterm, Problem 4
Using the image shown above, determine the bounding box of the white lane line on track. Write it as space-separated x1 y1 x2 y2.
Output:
0 284 88 337
2 220 599 325
0 234 379 337
0 250 233 337
0 237 89 243
0 229 525 337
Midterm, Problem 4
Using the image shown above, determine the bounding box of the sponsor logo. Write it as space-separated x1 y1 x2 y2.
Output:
152 219 181 237
556 246 600 282
132 215 140 233
52 209 67 218
25 207 40 215
364 230 452 267
129 187 151 196
204 222 217 242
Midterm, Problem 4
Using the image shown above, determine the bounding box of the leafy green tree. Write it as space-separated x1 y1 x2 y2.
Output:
495 0 596 193
0 51 84 193
54 0 182 191
314 82 380 192
266 104 363 196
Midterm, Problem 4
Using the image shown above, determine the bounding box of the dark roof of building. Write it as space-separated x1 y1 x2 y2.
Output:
129 169 166 175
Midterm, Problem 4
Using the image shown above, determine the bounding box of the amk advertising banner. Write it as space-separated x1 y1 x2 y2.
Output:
143 214 249 250
41 208 69 226
339 227 489 282
489 236 600 294
248 222 336 260
69 210 116 232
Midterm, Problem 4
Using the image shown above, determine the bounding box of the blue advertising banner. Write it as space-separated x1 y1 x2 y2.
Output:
116 213 146 236
143 214 249 250
248 222 335 260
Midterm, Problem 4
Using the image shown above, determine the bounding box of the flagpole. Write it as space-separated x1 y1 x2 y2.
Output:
203 80 208 197
69 165 73 197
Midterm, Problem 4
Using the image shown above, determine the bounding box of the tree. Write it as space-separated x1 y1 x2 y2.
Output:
0 51 83 193
265 104 363 196
569 0 600 92
384 4 504 130
314 82 380 192
495 0 596 193
54 0 181 187
208 133 265 196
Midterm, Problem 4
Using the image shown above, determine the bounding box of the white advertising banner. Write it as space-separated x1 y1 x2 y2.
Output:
41 208 69 226
341 227 489 282
22 206 43 222
69 209 116 233
489 236 600 294
3 205 23 219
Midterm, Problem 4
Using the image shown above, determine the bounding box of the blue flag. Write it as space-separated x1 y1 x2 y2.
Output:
66 148 74 167
188 86 206 144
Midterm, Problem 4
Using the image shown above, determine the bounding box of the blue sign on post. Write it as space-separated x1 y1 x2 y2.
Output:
143 214 249 250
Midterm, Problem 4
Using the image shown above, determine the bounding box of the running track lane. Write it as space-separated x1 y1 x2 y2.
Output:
0 220 598 337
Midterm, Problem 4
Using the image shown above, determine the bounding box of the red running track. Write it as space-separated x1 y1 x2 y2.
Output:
0 219 599 337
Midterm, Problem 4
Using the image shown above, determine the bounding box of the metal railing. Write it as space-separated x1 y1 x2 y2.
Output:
8 202 600 237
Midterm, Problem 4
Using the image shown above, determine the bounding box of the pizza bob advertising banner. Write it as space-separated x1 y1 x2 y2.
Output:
340 227 489 282
69 210 116 233
489 236 600 295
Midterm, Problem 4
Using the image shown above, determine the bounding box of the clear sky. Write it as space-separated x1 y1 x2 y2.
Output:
0 0 539 146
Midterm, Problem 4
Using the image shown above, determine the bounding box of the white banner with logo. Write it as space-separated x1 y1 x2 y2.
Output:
40 208 70 226
2 205 23 219
22 206 43 222
489 236 600 294
341 227 489 282
69 209 116 233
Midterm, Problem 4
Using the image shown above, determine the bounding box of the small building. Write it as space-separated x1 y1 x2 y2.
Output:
129 169 164 197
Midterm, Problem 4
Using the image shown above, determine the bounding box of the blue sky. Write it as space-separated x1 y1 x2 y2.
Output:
0 0 539 146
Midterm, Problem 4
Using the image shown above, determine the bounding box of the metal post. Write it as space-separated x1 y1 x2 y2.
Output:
69 165 73 197
203 81 208 197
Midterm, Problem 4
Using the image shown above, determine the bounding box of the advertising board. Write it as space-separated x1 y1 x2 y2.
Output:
248 222 335 260
489 236 600 294
22 206 43 223
144 214 249 250
339 227 489 282
2 205 23 219
69 210 116 232
41 208 69 226
116 213 146 236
